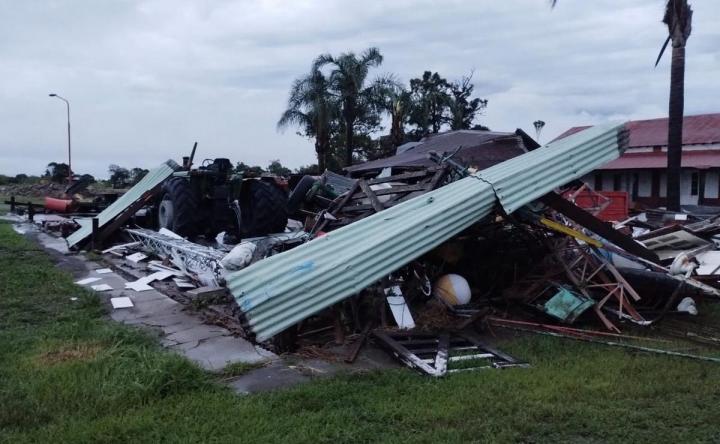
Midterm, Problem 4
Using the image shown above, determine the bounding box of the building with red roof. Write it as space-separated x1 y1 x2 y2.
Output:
553 113 720 208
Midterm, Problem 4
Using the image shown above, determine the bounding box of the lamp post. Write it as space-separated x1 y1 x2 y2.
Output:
49 93 72 184
533 120 546 143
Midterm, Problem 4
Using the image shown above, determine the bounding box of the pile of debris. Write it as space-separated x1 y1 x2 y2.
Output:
23 122 720 377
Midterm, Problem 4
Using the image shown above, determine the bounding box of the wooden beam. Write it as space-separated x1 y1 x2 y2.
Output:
357 179 385 213
540 192 660 264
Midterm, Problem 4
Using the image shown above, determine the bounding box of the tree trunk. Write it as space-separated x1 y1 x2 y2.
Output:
390 112 404 148
315 137 326 172
666 44 685 211
343 100 355 167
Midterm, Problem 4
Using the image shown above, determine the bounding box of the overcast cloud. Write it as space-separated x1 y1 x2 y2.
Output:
1 0 719 178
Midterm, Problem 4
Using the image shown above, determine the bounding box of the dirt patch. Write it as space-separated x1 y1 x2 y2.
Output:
35 342 104 366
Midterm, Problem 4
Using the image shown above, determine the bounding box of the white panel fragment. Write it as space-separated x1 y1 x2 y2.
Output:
111 297 134 309
385 286 415 329
126 252 148 263
75 277 102 285
91 284 113 292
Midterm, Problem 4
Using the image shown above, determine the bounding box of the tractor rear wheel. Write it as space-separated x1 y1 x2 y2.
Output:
240 180 288 237
158 177 199 238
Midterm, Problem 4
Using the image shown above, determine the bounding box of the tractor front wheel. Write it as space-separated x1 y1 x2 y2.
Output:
158 177 199 238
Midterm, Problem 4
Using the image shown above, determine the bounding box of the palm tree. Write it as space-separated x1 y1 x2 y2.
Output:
658 0 693 211
551 0 693 211
278 69 335 172
313 47 384 167
372 75 411 148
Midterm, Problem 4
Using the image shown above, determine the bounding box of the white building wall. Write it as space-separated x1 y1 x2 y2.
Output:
638 171 652 197
706 171 719 199
680 170 698 205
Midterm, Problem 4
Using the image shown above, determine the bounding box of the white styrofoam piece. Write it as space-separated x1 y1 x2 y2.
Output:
75 277 102 285
126 252 148 263
94 268 113 274
111 297 134 309
91 284 113 292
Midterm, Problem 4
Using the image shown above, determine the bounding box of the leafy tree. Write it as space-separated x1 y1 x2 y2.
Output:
295 164 320 175
278 68 337 172
108 164 130 188
408 71 451 137
356 136 397 162
44 162 71 183
313 47 385 167
447 73 488 130
129 167 149 185
267 160 292 177
234 162 265 177
78 174 95 184
13 174 28 184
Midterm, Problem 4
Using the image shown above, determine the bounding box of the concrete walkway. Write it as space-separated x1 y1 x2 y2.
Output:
9 216 397 394
23 223 276 372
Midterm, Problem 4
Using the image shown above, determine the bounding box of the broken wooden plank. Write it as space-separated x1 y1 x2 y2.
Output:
357 180 385 213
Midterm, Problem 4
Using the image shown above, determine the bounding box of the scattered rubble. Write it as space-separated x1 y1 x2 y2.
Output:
10 120 720 377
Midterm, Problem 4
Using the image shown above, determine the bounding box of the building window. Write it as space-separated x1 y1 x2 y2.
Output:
613 173 622 191
691 172 699 196
594 173 603 191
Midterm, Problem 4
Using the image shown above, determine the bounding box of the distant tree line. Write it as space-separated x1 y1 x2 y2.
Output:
278 47 489 171
234 159 314 177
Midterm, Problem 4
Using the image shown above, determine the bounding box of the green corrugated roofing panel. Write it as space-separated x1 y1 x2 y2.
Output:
227 122 627 341
66 160 179 248
476 123 627 213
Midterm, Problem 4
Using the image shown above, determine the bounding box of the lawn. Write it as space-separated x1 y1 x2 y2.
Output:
2 218 720 443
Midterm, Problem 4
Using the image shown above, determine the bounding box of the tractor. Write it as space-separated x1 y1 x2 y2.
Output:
156 144 288 241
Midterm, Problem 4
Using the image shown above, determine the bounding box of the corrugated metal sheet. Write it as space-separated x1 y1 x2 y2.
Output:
477 123 627 213
227 122 626 341
66 160 179 248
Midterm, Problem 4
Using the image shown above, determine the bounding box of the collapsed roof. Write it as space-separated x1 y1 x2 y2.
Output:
346 129 539 175
228 123 628 341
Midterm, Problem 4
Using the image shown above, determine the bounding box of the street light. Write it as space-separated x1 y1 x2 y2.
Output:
533 120 546 143
48 93 72 184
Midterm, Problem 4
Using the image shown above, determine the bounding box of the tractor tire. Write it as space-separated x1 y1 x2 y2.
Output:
240 180 288 237
286 175 317 215
158 177 200 238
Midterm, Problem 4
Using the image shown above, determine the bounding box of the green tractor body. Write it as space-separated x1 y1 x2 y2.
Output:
157 158 288 241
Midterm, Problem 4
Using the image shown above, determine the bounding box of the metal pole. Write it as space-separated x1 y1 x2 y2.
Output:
49 94 72 185
66 99 71 185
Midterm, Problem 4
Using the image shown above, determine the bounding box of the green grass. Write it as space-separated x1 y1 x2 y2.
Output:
2 219 720 443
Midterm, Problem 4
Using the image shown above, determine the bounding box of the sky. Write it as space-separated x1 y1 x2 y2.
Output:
1 0 719 179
